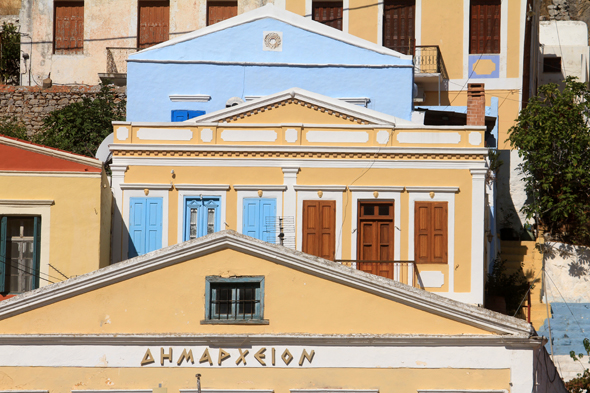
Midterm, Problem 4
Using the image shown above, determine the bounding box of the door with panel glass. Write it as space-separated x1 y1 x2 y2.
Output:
242 198 277 243
357 201 395 279
184 197 221 241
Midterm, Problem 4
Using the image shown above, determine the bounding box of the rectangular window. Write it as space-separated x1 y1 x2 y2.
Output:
302 200 336 261
543 57 562 73
414 201 448 263
171 110 206 122
243 198 277 242
207 1 238 26
382 0 415 55
357 201 395 279
138 0 170 49
54 1 84 54
183 196 221 241
128 197 163 258
312 1 343 30
470 0 501 54
0 216 41 294
204 276 267 324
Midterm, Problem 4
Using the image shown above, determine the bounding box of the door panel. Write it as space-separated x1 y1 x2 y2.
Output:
184 197 220 241
242 198 276 242
138 1 170 49
302 200 335 260
414 201 448 263
357 201 394 279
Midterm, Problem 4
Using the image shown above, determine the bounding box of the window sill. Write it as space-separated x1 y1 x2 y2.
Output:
201 319 269 325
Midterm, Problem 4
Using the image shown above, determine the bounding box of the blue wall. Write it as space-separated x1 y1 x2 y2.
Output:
127 18 414 122
538 303 590 356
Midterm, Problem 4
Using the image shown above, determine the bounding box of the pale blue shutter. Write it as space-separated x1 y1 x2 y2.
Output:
260 198 276 243
145 198 163 254
0 217 6 292
128 198 146 258
201 198 220 236
243 199 260 239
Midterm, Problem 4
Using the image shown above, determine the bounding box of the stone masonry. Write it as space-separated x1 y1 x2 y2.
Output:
0 85 126 135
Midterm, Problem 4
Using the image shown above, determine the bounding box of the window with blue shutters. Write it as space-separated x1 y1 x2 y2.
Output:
203 276 267 324
128 197 163 258
171 110 206 122
183 196 221 241
0 216 41 294
242 198 276 242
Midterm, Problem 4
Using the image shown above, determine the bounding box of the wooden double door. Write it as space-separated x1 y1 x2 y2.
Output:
357 201 395 279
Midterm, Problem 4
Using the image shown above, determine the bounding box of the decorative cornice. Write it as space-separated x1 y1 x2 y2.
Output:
120 183 173 190
348 186 404 192
405 187 460 193
182 390 273 393
169 94 211 102
293 185 347 192
233 185 288 191
174 184 231 191
0 199 54 206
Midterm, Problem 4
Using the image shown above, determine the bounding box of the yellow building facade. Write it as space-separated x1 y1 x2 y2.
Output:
0 231 564 393
0 136 112 295
111 88 491 305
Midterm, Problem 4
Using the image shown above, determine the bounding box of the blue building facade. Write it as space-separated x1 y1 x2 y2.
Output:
126 5 414 122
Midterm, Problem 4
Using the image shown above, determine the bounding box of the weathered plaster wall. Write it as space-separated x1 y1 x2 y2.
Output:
0 85 125 134
539 21 589 85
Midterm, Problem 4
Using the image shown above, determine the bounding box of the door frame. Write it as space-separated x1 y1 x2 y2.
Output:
176 186 228 244
356 199 395 261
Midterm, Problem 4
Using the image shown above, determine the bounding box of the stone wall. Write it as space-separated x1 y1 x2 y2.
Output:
0 85 126 135
542 0 590 43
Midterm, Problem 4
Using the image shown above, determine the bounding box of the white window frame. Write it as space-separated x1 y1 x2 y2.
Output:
234 185 286 242
175 185 229 244
348 186 403 263
295 185 346 260
305 0 349 33
121 184 171 259
0 200 52 288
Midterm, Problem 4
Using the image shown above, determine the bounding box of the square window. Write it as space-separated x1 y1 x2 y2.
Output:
0 216 41 294
543 57 562 73
54 1 84 54
203 276 268 324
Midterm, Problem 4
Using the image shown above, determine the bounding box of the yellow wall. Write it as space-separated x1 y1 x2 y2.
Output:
0 367 510 393
0 173 111 280
0 249 492 335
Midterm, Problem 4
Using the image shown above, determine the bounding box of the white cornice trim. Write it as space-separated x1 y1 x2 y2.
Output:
0 137 103 169
0 231 533 336
293 391 377 393
169 94 211 102
174 184 230 191
72 391 151 393
131 4 413 61
128 59 412 69
405 187 460 193
0 333 543 347
233 185 288 191
182 390 274 393
111 144 488 156
418 391 508 393
120 183 173 190
0 200 54 206
0 391 49 393
348 186 404 192
293 185 347 192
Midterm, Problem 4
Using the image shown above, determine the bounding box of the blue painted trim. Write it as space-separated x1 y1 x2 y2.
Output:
468 54 500 79
183 196 221 241
204 276 265 322
129 197 163 257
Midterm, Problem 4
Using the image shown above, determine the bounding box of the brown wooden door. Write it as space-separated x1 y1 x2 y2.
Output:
302 200 336 261
470 0 501 54
312 2 343 30
357 201 394 279
54 2 84 54
382 0 415 55
138 1 170 49
207 1 238 26
415 201 448 264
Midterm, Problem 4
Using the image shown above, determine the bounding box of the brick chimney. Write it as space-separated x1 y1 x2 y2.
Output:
467 83 485 126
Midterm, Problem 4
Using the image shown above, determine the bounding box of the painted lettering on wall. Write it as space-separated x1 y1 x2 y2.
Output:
141 347 315 367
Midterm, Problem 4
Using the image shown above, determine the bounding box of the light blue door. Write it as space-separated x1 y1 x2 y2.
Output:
129 197 163 258
184 197 221 241
242 198 276 242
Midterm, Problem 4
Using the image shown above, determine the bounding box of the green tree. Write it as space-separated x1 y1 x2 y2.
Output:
0 22 20 85
34 84 125 157
567 338 590 393
508 77 590 246
0 116 29 140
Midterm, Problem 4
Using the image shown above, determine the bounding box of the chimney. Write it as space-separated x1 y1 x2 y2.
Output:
467 83 485 126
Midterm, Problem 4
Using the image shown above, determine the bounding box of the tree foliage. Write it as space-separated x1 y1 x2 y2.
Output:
508 77 590 246
0 22 20 85
567 338 590 393
34 84 125 157
0 116 28 140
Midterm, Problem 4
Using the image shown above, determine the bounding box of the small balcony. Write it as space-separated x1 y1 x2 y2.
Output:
336 260 423 289
98 47 139 86
413 45 448 78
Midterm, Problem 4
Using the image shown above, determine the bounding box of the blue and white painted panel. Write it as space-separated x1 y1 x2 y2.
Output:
468 54 500 79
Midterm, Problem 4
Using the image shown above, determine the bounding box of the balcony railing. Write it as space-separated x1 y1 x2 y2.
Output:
336 260 422 289
106 47 139 74
414 45 448 79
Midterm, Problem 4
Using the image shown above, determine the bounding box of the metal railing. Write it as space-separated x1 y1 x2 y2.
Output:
105 47 139 74
414 45 448 79
336 260 423 289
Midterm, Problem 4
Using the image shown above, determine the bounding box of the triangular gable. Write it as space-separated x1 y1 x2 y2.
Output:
0 230 533 336
128 5 413 66
190 88 418 126
0 136 102 172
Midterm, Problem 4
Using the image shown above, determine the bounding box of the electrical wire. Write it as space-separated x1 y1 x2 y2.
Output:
0 258 55 284
544 271 586 335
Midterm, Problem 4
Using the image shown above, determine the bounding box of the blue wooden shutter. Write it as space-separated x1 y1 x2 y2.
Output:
32 216 41 289
260 198 276 243
200 198 220 236
0 217 6 292
129 198 146 258
145 198 163 254
243 199 260 239
187 110 205 119
184 198 201 241
171 110 189 122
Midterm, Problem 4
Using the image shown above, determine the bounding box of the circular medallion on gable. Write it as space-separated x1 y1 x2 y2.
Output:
263 31 283 52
